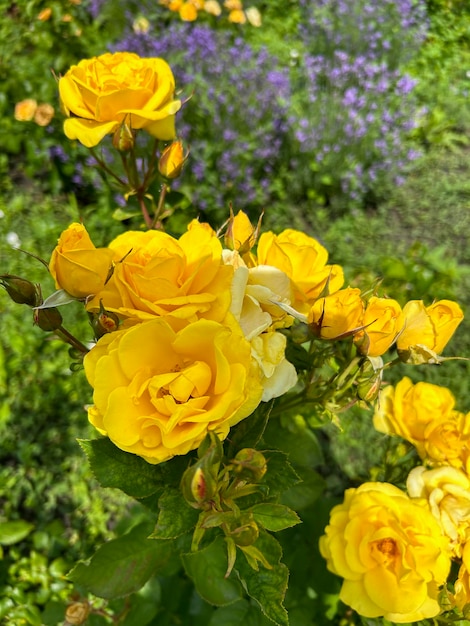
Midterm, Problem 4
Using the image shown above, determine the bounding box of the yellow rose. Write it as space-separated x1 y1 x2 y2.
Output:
87 220 233 323
319 482 451 622
84 316 263 463
256 229 344 313
407 465 470 557
354 296 404 357
422 411 470 472
158 139 188 179
373 376 456 455
49 223 115 299
59 52 181 147
14 98 37 121
33 102 55 126
307 287 364 340
397 299 464 363
454 541 470 611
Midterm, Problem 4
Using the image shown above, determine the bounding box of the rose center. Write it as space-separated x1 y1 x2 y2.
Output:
371 537 399 566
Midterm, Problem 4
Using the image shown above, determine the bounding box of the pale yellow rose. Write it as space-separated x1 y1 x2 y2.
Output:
423 411 470 472
49 223 115 299
407 465 470 557
223 249 296 400
373 376 456 455
354 296 404 357
84 316 263 463
319 482 451 622
256 229 344 313
87 220 233 323
397 299 464 363
307 287 364 340
59 52 181 147
34 103 55 126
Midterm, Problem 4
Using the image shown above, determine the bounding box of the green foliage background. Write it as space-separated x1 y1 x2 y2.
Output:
1 0 470 624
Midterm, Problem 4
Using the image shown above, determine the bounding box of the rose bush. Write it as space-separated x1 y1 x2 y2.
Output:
58 52 181 147
319 482 451 623
83 315 263 463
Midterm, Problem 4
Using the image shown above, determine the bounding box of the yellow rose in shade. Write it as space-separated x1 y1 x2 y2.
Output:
407 465 470 557
256 229 344 313
307 287 364 340
59 52 181 147
84 316 263 463
454 541 470 611
422 411 470 472
319 482 451 623
87 220 233 323
354 296 404 357
49 223 115 299
373 377 456 456
397 299 464 363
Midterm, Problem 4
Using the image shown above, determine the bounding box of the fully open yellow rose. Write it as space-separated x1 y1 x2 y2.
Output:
307 287 364 340
454 541 470 611
423 411 470 472
397 299 464 363
373 376 456 455
87 220 233 323
354 296 404 357
59 52 181 147
49 223 115 299
320 482 451 622
84 316 263 463
256 229 344 312
407 465 470 557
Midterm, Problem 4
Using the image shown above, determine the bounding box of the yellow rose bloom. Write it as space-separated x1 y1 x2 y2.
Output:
34 103 55 126
84 316 263 463
87 220 233 323
49 223 115 299
179 2 198 20
423 411 470 472
373 376 456 455
14 98 38 121
354 296 404 357
319 482 451 622
454 541 470 611
256 229 344 313
397 299 464 362
407 465 470 557
307 287 364 340
59 52 181 147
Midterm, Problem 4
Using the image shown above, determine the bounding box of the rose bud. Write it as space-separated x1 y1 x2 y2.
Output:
0 274 40 306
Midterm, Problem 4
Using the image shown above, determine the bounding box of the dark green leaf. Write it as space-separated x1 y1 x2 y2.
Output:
235 532 289 626
280 467 325 511
208 599 273 626
251 504 301 532
227 401 273 457
182 536 243 606
0 520 34 545
151 489 199 539
68 522 173 599
79 438 164 499
263 419 324 468
262 450 300 498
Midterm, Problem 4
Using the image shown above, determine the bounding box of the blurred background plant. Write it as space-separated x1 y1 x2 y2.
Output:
1 0 470 623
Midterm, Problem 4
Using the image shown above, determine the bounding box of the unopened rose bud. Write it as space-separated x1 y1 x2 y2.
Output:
181 464 216 509
65 600 90 625
356 357 383 402
158 139 188 179
34 306 63 331
89 301 120 338
0 275 40 306
232 448 267 482
112 121 135 152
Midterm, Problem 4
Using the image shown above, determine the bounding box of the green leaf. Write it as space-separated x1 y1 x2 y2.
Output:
79 438 164 499
35 289 78 309
68 522 173 599
262 450 300 498
280 466 325 511
227 401 273 456
208 599 273 626
112 207 140 221
0 520 34 545
151 489 199 539
263 419 324 468
182 536 243 606
235 532 289 626
251 504 301 532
